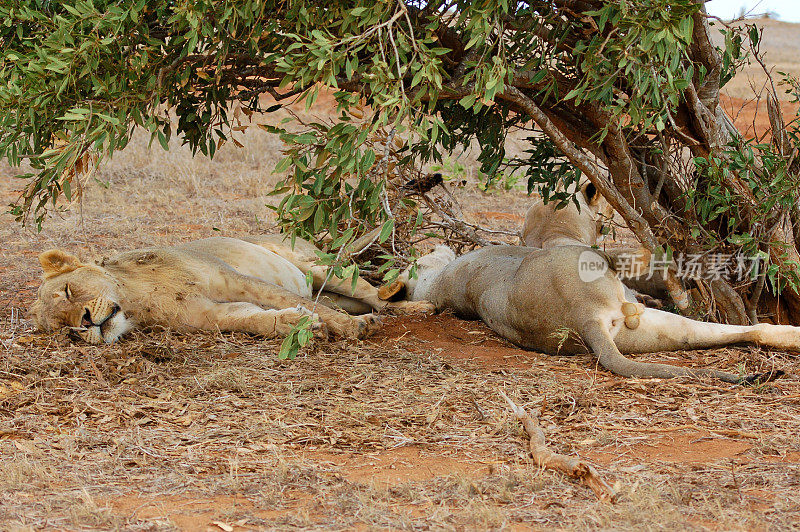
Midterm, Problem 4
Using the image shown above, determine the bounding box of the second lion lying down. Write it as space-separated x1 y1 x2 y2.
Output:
397 183 798 384
30 235 431 344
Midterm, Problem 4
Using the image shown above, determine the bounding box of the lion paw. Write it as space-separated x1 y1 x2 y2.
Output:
327 313 381 339
378 280 404 301
307 318 328 339
353 313 381 338
635 293 663 309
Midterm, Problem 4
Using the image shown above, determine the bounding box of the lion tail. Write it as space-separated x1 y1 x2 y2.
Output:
580 318 751 384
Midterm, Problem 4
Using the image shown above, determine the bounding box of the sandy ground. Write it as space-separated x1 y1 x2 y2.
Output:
710 18 800 100
2 17 800 532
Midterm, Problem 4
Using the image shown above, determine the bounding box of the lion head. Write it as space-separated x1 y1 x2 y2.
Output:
578 181 615 240
522 180 616 249
30 250 133 344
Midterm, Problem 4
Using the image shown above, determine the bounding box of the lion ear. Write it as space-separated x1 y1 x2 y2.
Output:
581 182 601 207
39 250 83 279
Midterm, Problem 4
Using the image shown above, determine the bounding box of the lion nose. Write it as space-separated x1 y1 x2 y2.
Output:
81 304 119 328
81 309 94 328
107 304 121 323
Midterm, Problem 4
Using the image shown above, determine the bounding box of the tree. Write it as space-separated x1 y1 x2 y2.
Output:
2 0 800 324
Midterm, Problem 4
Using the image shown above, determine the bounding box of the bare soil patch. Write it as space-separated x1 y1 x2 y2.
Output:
722 96 798 139
2 304 800 529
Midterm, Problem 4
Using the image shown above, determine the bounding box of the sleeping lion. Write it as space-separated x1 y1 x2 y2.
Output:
394 183 796 384
30 235 431 344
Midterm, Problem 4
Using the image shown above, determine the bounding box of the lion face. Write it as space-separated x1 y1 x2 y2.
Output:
30 250 133 344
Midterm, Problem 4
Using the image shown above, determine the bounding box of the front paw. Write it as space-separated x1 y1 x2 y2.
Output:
274 307 325 337
329 313 381 339
309 318 328 339
353 313 381 338
635 293 663 309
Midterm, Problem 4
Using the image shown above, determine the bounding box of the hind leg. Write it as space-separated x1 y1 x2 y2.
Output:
252 237 431 314
306 264 388 309
208 268 380 339
580 317 744 383
299 263 436 313
247 236 382 302
613 308 800 353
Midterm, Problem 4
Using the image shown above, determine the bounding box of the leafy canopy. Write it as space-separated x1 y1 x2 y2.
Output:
4 1 800 312
3 0 703 229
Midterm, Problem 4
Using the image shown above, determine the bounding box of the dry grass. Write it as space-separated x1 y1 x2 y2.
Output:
2 22 800 532
3 317 800 530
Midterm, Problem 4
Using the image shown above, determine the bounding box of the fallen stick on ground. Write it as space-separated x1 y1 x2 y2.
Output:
499 390 617 503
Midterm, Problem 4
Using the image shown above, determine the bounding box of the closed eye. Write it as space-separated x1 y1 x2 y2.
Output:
65 283 72 300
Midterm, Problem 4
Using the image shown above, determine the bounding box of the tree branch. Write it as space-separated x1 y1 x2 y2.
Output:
499 390 617 503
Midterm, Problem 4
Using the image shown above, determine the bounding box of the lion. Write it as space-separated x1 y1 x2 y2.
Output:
394 186 796 384
30 235 431 344
521 182 668 303
521 181 614 249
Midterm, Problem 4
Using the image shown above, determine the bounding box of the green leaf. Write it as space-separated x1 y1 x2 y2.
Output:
563 87 582 101
274 157 293 174
379 218 394 243
278 316 313 360
459 94 476 109
157 130 169 151
748 25 760 47
528 69 548 85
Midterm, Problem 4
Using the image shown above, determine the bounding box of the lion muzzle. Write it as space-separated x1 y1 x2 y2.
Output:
81 303 120 328
76 299 130 344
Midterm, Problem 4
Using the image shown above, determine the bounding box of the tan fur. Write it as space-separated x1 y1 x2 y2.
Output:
523 183 663 302
521 182 614 248
404 193 798 384
30 236 403 344
245 234 434 315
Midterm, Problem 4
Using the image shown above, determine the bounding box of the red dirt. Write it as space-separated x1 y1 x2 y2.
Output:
307 446 488 487
43 308 797 529
370 313 534 370
373 312 800 472
103 494 259 531
586 430 752 464
722 95 798 139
